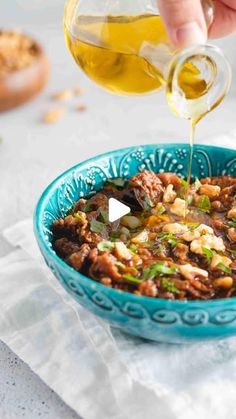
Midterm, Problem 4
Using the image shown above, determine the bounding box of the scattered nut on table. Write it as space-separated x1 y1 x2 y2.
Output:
43 108 65 124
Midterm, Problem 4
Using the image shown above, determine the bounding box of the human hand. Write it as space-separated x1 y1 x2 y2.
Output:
157 0 236 47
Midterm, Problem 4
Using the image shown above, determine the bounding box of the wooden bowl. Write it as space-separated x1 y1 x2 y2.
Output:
0 33 49 112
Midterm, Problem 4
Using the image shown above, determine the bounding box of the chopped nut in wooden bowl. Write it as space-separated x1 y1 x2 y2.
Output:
0 30 49 111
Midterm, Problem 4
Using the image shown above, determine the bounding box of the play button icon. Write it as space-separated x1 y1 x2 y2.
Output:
108 198 130 223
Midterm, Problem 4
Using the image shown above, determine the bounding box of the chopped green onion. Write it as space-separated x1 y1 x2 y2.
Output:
228 248 236 256
159 232 182 248
188 223 200 231
202 246 215 262
143 196 155 211
180 178 189 189
123 274 143 284
187 195 193 205
217 263 232 274
100 210 109 225
228 217 236 228
198 196 211 213
110 231 120 241
168 237 183 248
178 179 189 198
107 178 126 188
146 240 155 247
115 261 126 269
97 241 114 252
90 219 105 234
129 244 138 253
162 278 180 294
81 202 92 213
141 262 176 280
153 244 165 255
156 205 166 215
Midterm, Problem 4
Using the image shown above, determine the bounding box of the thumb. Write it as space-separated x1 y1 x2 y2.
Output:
157 0 207 48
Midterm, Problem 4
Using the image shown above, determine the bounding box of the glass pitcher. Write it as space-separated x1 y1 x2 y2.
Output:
64 0 231 123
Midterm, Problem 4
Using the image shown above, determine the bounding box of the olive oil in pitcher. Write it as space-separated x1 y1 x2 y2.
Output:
64 1 231 195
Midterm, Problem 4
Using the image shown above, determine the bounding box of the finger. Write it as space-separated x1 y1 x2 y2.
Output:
157 0 207 48
208 0 236 38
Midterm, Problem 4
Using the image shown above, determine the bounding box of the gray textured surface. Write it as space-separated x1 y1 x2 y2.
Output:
0 342 78 419
0 1 236 418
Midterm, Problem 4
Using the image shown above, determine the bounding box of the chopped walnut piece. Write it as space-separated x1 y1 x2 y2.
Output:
77 104 87 112
43 108 65 124
0 30 39 76
74 86 84 95
227 207 236 219
228 228 236 242
52 89 73 102
213 277 233 289
199 184 221 199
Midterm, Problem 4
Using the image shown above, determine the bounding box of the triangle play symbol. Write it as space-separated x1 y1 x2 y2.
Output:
108 198 130 223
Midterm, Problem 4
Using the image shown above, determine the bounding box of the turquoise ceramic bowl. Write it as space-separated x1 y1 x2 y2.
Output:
34 143 236 343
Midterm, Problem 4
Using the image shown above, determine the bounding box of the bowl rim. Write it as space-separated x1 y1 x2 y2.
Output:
34 142 236 308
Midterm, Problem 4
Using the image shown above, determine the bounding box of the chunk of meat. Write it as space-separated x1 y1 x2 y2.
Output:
211 200 226 212
54 237 81 258
53 215 81 239
88 193 108 210
173 243 189 262
157 173 182 190
138 279 157 297
128 170 164 206
201 176 236 189
90 253 121 281
66 244 91 271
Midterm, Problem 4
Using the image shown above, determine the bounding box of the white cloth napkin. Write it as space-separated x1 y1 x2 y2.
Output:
2 221 236 419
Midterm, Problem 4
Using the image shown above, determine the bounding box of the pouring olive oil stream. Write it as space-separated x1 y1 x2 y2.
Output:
64 7 231 211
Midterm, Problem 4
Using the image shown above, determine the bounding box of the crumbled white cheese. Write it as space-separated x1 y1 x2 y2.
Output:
131 229 149 244
170 198 188 217
190 234 225 254
163 223 188 235
178 263 208 280
180 223 213 242
114 242 132 260
180 229 200 242
195 224 214 235
163 184 177 203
